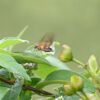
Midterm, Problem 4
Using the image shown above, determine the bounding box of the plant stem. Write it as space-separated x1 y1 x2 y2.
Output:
72 59 90 99
81 90 89 100
76 92 85 100
73 58 91 75
73 58 85 67
17 25 29 38
0 76 55 97
23 85 55 97
8 25 29 51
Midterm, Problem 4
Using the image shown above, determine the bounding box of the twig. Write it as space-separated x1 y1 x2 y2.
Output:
0 77 15 85
0 77 55 97
23 85 54 97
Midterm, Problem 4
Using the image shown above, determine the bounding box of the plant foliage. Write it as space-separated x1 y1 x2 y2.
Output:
0 32 99 100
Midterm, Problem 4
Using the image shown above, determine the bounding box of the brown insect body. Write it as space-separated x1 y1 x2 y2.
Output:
34 33 54 52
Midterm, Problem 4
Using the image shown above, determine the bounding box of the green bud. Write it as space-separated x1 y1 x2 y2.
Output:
63 83 76 96
59 44 73 62
71 75 84 91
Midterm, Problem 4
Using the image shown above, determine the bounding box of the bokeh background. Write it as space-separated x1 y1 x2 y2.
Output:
0 0 100 63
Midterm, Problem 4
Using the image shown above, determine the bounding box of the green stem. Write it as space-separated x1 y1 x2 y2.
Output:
76 92 85 100
73 58 90 100
73 58 85 67
17 25 29 38
81 90 89 100
73 58 91 75
9 25 29 51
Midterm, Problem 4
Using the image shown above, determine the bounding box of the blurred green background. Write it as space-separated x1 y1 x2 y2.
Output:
0 0 100 63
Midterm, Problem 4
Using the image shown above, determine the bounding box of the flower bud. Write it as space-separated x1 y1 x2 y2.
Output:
70 75 84 91
59 44 73 62
63 83 76 96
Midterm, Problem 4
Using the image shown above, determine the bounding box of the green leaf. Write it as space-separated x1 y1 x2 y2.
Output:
63 95 79 100
0 49 69 70
2 80 23 100
45 56 70 70
25 47 69 70
0 86 9 100
29 77 41 86
0 49 50 65
37 70 95 92
12 52 50 65
0 53 30 81
33 64 58 79
88 55 98 74
0 68 10 79
31 77 41 86
46 70 73 81
0 37 29 49
20 91 32 100
0 68 8 76
55 95 79 100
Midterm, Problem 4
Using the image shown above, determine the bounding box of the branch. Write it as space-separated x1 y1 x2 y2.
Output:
0 77 14 85
0 77 55 97
23 85 54 97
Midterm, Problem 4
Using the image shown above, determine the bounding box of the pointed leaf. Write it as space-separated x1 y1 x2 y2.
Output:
0 49 50 65
0 37 29 49
55 95 79 100
33 64 58 79
0 53 30 81
88 55 98 74
37 70 95 92
0 86 9 100
20 91 32 100
45 56 70 70
0 49 69 71
2 80 22 100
